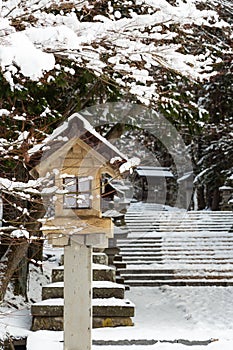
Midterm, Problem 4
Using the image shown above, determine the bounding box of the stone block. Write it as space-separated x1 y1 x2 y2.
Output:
113 261 127 269
32 316 63 331
93 252 108 265
52 267 64 283
32 316 133 330
93 316 134 328
93 300 135 318
31 298 135 330
93 286 124 299
31 301 63 317
52 264 116 283
42 283 63 300
42 281 125 300
93 267 115 282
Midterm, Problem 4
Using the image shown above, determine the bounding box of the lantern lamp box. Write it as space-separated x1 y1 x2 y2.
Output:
29 113 127 247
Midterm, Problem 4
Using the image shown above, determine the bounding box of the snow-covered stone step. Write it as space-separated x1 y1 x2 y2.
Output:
126 219 233 223
121 256 233 262
125 215 233 219
118 242 163 246
122 257 233 263
126 228 233 232
126 216 232 219
163 237 233 241
120 251 233 257
126 213 233 216
123 260 233 267
122 273 175 280
119 233 233 238
157 228 232 233
122 258 162 263
125 219 233 224
126 234 233 239
119 268 233 274
119 238 154 242
119 268 175 274
126 220 233 224
59 251 108 266
31 298 135 330
126 226 233 229
125 226 233 234
124 261 233 267
126 229 233 233
125 228 233 233
124 279 233 287
126 209 233 212
120 247 233 252
118 238 233 245
52 263 116 283
113 254 123 261
31 297 135 317
112 261 127 269
163 256 233 260
120 252 233 259
123 257 233 263
119 247 233 254
126 217 233 221
119 242 233 247
125 224 232 229
118 240 162 245
126 210 233 216
121 252 162 256
126 225 233 230
42 281 125 300
121 260 161 264
125 228 232 233
33 249 135 331
121 273 233 281
118 208 233 287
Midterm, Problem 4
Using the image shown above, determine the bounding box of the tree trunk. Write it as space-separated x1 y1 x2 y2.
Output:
0 195 45 302
13 254 29 299
197 186 206 210
211 188 220 211
0 238 29 302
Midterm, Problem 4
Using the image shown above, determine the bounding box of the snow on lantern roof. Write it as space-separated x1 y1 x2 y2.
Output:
135 166 174 178
28 113 128 165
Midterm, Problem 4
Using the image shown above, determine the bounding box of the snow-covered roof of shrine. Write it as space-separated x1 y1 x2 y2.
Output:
134 166 174 178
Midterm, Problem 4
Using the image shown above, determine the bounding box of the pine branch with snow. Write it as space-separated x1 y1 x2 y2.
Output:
0 0 231 104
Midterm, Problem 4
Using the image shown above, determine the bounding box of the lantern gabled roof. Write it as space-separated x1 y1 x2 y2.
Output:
28 113 127 170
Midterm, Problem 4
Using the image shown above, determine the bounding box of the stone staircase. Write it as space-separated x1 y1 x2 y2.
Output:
31 252 135 330
117 209 233 286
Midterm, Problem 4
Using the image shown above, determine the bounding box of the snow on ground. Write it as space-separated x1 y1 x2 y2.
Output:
15 285 233 349
91 341 233 350
1 285 233 349
2 241 233 349
92 286 233 342
0 243 63 343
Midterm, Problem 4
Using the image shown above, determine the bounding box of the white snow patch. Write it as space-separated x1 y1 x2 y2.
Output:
10 229 29 239
0 32 55 82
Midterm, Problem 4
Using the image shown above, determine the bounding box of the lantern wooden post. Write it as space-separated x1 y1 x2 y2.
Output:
64 238 92 350
63 233 107 350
